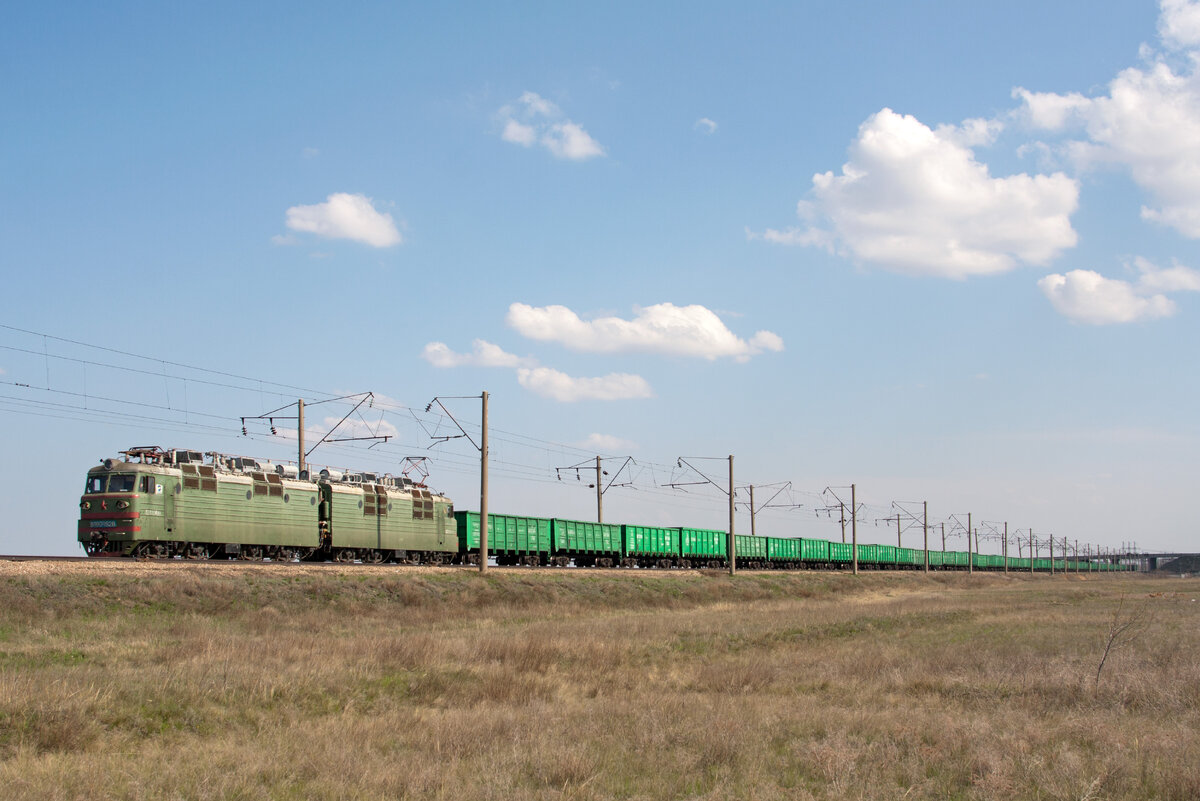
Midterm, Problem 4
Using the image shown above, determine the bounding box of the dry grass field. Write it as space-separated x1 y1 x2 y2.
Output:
1 561 1197 800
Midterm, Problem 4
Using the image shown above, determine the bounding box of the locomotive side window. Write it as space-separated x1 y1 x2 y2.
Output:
85 476 106 493
139 476 155 494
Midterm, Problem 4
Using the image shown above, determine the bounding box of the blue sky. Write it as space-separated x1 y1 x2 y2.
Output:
2 1 1196 557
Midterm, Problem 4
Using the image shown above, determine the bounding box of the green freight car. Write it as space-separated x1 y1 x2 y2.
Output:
735 534 769 569
551 518 622 567
766 536 801 567
680 527 727 569
829 541 853 564
801 538 831 564
457 511 551 566
896 547 922 569
623 524 681 568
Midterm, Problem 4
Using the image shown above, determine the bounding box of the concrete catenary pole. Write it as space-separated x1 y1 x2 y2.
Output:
750 485 756 537
1003 522 1008 574
839 502 847 543
297 398 305 477
596 455 603 523
728 455 736 576
479 390 489 574
923 501 929 573
1050 534 1055 576
967 513 973 575
896 514 902 548
851 483 858 576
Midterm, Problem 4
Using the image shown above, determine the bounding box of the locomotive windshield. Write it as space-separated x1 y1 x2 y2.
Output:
85 474 137 493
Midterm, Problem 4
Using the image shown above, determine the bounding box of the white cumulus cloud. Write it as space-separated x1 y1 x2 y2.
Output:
1160 0 1200 48
496 92 605 161
759 108 1079 278
1015 1 1200 238
1038 270 1176 324
541 121 605 160
501 118 537 146
284 193 402 247
1133 256 1200 291
695 117 718 134
506 302 784 362
421 340 536 368
516 367 653 402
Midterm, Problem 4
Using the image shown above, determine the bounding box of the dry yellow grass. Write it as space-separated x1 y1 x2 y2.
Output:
1 562 1197 800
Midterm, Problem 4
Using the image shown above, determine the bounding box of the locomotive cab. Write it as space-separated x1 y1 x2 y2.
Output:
78 450 172 556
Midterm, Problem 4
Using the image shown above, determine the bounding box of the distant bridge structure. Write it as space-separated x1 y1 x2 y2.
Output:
1114 552 1200 573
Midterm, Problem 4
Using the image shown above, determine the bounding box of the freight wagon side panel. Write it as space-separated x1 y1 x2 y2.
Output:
680 527 726 558
829 541 852 563
552 519 622 556
767 537 800 561
801 538 830 562
623 525 680 558
456 512 551 555
734 534 768 559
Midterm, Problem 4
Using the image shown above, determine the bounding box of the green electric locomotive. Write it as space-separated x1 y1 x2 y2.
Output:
78 446 457 562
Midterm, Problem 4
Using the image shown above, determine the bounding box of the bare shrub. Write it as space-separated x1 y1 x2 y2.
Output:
1096 593 1153 684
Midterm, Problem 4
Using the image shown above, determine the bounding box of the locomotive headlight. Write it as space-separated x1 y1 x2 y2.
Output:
81 501 91 511
116 500 130 510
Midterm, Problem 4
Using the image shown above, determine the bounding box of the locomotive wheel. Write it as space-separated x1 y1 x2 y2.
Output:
364 550 385 565
239 546 264 561
334 549 356 563
84 539 107 557
275 547 310 562
183 543 208 560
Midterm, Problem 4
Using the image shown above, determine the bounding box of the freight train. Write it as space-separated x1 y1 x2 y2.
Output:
77 446 1129 572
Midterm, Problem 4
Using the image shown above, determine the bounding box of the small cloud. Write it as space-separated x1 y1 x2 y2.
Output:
495 91 606 161
516 367 653 402
541 121 605 160
302 147 320 159
501 119 537 146
1133 256 1200 292
284 193 403 248
695 117 717 134
270 233 298 246
577 433 638 452
421 340 537 368
1038 270 1176 324
506 302 783 361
